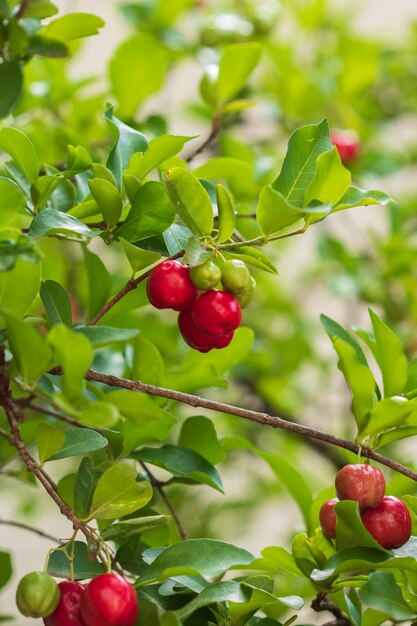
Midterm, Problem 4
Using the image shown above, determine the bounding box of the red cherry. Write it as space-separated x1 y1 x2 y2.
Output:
146 260 197 311
361 496 412 549
80 574 138 626
43 581 85 626
319 498 339 539
335 464 385 509
178 311 234 352
330 129 360 164
192 290 241 336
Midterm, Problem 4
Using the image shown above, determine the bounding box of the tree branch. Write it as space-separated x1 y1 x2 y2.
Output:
139 462 188 541
0 519 60 543
185 115 221 164
14 0 29 19
48 367 417 482
88 250 184 326
312 592 351 626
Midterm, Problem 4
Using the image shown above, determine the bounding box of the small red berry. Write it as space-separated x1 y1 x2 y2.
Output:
335 464 385 509
178 310 234 352
361 496 412 549
43 581 85 626
80 573 138 626
319 498 339 539
192 290 241 336
330 129 360 164
146 260 197 311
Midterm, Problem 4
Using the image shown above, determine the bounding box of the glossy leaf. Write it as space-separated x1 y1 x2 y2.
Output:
117 181 175 242
47 541 105 580
218 43 263 103
0 258 40 321
47 428 108 461
37 423 65 464
40 13 104 41
101 516 170 543
29 209 99 239
163 168 214 237
48 324 93 400
224 246 277 274
0 61 23 118
88 178 122 229
369 309 408 397
84 247 111 320
0 127 39 184
120 238 161 274
126 135 193 180
334 187 393 212
5 313 52 383
360 572 417 621
304 147 351 207
216 184 235 242
74 457 111 519
74 325 140 347
179 416 226 465
40 280 72 326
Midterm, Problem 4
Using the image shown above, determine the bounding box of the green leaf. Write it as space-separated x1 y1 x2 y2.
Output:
47 429 108 461
359 397 416 439
217 43 263 103
88 178 122 229
27 35 69 58
369 309 408 397
224 246 277 274
179 416 226 465
67 145 93 171
48 325 93 400
0 258 40 321
83 247 111 320
120 238 161 274
304 147 351 207
47 541 105 580
109 35 168 119
101 516 170 543
74 325 139 347
89 463 153 520
0 177 26 226
29 209 99 239
182 327 254 376
131 335 164 385
40 13 104 41
5 313 52 383
132 444 223 493
184 236 211 267
104 105 148 189
37 423 65 464
0 61 23 118
0 552 12 591
126 135 193 180
321 314 368 365
163 223 193 256
331 338 376 427
272 119 332 207
138 539 255 584
163 168 214 237
360 572 417 621
216 184 235 242
117 181 175 242
0 237 38 270
40 280 72 327
335 501 383 551
0 127 39 184
334 187 393 212
74 457 110 519
256 186 305 236
23 1 58 19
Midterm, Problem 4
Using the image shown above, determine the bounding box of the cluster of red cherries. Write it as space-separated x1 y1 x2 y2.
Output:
146 258 255 352
320 464 412 549
16 572 138 626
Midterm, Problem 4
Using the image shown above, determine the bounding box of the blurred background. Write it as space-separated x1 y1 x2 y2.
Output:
2 0 417 622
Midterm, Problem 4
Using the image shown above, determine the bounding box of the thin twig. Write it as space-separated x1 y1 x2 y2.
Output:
24 401 97 430
140 462 188 541
88 250 184 325
0 519 60 543
312 592 351 626
14 0 29 19
46 367 417 483
185 115 221 164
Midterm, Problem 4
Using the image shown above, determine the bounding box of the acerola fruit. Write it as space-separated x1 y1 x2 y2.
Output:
192 290 241 336
233 276 256 309
335 464 385 509
319 498 339 539
16 572 60 618
361 496 412 549
146 260 197 311
178 310 234 352
221 260 251 293
44 581 85 626
330 129 360 164
190 259 222 291
80 573 138 626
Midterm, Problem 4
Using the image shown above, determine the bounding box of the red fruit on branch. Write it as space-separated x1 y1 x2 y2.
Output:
80 574 138 626
44 581 86 626
192 290 241 336
146 260 197 311
330 129 360 164
179 310 234 352
361 496 412 549
335 464 385 509
319 498 339 539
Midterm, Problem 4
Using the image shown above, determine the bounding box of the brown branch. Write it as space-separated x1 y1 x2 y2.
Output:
23 401 100 431
15 0 29 19
312 592 351 626
185 115 221 164
0 427 15 446
139 462 188 541
88 250 184 326
0 519 60 543
44 367 417 483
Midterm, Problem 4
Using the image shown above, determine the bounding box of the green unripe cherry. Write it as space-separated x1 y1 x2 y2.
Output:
233 276 256 309
16 571 60 618
190 260 222 291
221 260 251 293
